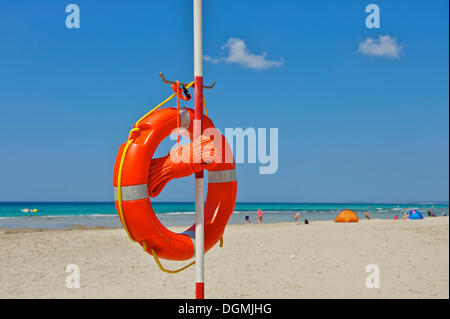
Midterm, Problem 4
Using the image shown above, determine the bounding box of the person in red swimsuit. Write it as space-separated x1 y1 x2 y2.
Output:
257 209 263 224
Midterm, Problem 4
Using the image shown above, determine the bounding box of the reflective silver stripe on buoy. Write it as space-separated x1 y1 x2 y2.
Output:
180 108 191 130
208 169 236 183
113 184 148 201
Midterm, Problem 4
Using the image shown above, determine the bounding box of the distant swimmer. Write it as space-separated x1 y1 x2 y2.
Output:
21 208 38 213
257 209 263 224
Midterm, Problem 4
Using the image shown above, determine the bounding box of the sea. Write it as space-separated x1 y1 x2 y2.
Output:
0 202 448 230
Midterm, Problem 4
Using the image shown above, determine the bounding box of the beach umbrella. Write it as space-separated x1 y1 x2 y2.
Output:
409 210 424 220
335 209 359 222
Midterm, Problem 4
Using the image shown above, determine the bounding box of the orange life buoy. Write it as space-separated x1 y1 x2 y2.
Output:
113 107 237 261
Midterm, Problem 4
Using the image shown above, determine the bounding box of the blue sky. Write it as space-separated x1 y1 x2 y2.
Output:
0 0 448 202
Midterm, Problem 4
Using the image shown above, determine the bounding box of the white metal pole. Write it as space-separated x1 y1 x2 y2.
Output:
193 0 205 299
194 0 203 78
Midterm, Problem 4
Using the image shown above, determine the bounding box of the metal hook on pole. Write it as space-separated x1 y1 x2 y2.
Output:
159 72 215 89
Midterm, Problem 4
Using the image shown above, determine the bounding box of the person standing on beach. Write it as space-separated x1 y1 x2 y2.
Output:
365 211 370 220
294 212 300 224
257 209 263 224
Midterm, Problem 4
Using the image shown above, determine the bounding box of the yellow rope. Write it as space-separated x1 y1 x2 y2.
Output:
135 81 195 128
143 238 223 274
116 139 136 242
203 95 209 117
142 242 195 273
151 249 196 274
117 80 216 274
135 93 175 127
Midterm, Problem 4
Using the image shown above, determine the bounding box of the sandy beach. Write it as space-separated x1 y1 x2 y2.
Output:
0 217 448 299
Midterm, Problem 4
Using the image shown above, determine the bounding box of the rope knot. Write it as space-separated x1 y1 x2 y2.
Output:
128 127 141 140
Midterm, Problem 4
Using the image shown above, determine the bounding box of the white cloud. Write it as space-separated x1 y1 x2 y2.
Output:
204 38 284 70
358 35 403 58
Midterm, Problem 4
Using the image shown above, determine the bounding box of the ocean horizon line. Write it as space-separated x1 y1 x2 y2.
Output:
1 201 448 229
0 201 448 205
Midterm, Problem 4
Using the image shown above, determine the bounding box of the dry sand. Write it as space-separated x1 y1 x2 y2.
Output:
0 217 448 299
